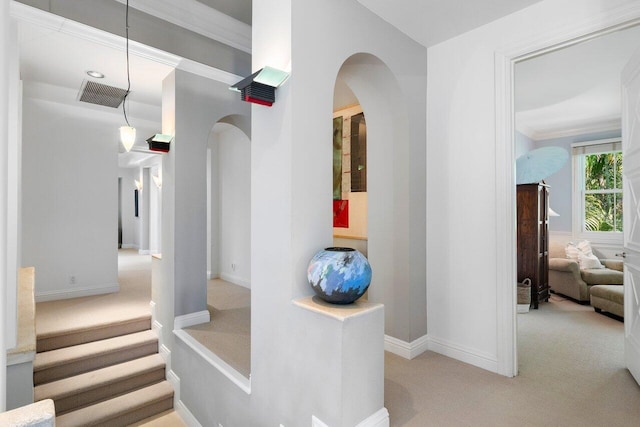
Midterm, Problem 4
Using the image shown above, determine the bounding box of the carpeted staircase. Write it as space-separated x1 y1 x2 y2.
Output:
33 314 174 426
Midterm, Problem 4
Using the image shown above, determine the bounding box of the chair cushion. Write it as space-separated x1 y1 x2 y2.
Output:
602 259 624 272
590 285 624 305
581 268 623 285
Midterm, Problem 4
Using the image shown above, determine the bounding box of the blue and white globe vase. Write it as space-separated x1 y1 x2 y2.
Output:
307 247 372 304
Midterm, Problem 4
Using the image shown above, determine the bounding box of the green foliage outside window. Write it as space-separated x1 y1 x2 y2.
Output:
584 152 622 232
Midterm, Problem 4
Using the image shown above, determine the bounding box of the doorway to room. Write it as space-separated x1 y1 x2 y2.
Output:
501 18 640 377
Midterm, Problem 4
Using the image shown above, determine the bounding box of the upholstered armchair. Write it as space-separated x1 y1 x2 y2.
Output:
548 241 623 303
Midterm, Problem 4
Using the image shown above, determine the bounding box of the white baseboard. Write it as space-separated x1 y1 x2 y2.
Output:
313 408 389 427
427 335 498 373
356 408 389 427
175 399 202 427
385 334 499 374
152 319 163 333
219 272 251 289
312 416 329 427
35 283 119 302
159 344 171 366
384 334 429 360
174 310 211 330
150 300 157 324
138 249 151 255
121 243 137 249
166 369 202 427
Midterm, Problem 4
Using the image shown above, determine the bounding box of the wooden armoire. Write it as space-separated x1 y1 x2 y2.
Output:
517 182 550 309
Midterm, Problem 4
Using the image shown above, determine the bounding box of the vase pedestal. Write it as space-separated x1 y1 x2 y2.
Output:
292 296 388 427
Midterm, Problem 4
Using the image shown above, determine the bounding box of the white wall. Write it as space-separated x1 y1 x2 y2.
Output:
167 1 425 426
148 163 162 254
156 68 250 327
244 0 424 425
216 125 251 288
21 94 119 300
514 131 534 159
5 18 20 354
1 0 11 409
426 0 639 374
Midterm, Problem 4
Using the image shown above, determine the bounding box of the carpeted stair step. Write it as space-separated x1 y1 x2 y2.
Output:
34 329 158 385
37 314 151 352
55 380 174 427
34 353 166 415
128 410 187 426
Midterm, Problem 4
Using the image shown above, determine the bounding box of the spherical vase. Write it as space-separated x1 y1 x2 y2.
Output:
307 247 372 304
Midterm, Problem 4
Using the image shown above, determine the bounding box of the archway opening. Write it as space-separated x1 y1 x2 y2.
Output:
332 53 424 344
191 116 252 379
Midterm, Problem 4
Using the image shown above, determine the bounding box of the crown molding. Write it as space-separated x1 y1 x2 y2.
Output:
11 1 182 67
10 1 243 85
523 118 621 141
177 58 242 86
114 0 251 54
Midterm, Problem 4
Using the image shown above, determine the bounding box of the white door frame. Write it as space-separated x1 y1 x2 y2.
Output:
494 5 640 377
622 37 640 386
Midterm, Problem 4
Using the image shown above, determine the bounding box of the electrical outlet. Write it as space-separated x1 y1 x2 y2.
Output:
231 263 236 271
69 275 76 285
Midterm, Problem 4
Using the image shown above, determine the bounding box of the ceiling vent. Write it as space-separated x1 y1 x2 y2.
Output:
77 80 129 108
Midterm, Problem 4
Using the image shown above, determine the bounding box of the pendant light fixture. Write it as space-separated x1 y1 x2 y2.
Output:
120 0 135 152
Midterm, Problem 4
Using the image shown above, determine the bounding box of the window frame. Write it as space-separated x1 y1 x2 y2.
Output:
572 137 623 245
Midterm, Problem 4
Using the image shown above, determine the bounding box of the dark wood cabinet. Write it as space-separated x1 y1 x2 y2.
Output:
517 183 549 309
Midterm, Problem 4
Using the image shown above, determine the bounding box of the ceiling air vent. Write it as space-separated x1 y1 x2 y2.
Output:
77 80 129 108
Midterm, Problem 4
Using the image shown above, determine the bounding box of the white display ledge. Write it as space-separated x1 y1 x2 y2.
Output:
173 328 251 395
292 295 383 322
8 267 36 365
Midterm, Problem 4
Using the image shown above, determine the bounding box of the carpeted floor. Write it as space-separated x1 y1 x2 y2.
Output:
36 252 640 426
182 279 251 378
384 294 640 426
35 250 151 338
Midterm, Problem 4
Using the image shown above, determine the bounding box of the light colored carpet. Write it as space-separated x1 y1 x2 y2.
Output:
37 252 640 426
183 279 251 379
36 249 151 338
384 294 640 427
129 410 186 427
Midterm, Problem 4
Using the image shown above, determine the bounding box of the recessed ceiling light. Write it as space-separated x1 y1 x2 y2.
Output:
86 70 105 79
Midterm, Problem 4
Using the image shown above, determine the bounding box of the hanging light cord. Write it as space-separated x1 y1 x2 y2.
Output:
122 0 131 127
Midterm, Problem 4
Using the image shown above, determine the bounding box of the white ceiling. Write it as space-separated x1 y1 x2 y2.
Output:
19 0 632 149
357 0 543 47
515 25 640 140
18 16 174 166
18 20 173 111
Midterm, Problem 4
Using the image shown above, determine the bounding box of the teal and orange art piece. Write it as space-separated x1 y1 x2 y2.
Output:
307 247 372 304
